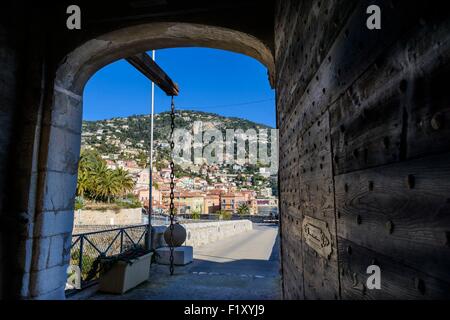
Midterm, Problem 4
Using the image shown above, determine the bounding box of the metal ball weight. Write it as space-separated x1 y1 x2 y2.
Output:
164 223 187 247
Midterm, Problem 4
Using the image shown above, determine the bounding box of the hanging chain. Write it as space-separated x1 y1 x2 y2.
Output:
169 96 176 275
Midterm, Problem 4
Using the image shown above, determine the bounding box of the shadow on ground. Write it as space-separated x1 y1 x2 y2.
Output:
91 224 281 300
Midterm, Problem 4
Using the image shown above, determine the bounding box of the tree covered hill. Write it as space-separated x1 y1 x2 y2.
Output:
81 110 273 163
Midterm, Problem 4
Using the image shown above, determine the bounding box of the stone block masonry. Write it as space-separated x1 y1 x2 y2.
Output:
74 208 144 226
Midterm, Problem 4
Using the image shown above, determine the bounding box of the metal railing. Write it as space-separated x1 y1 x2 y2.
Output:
68 224 148 292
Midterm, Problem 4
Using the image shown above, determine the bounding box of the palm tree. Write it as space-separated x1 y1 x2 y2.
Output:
114 167 135 197
76 149 136 203
96 169 121 203
77 149 100 198
89 161 110 201
77 149 102 194
76 169 90 197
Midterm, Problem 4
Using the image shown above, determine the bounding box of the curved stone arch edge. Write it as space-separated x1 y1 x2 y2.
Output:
56 22 275 94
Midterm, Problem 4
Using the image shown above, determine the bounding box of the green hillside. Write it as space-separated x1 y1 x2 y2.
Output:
81 110 274 165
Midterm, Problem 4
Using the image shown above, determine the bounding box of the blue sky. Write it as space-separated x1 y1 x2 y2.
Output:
83 47 276 127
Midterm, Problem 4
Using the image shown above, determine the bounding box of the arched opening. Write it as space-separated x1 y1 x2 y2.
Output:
31 22 276 299
55 22 275 94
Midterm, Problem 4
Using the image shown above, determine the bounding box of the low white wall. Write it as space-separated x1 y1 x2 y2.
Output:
184 220 253 247
74 208 143 226
152 220 253 249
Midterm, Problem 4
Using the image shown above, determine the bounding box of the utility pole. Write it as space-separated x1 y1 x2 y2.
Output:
148 50 156 249
125 49 178 249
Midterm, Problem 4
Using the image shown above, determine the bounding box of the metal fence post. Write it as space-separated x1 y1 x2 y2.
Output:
120 229 124 253
78 235 84 280
144 223 151 251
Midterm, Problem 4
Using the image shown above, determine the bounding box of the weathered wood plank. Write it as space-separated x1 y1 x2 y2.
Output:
407 53 450 159
330 88 403 175
335 152 450 283
286 1 429 137
401 12 450 160
296 112 340 299
279 124 305 299
330 12 450 174
278 0 358 119
281 238 304 299
339 238 450 299
281 223 305 299
298 112 333 182
302 244 340 300
298 113 335 220
126 52 179 96
274 0 303 66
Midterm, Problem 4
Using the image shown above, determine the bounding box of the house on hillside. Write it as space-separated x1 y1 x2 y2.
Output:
204 193 221 214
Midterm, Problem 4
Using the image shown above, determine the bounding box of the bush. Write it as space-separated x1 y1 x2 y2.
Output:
218 210 232 220
114 194 142 208
191 209 201 220
237 203 250 215
75 196 85 210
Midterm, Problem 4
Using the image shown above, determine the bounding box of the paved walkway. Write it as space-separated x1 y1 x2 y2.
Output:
90 223 281 300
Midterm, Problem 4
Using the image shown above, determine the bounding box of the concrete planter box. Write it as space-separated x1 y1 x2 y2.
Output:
98 252 152 294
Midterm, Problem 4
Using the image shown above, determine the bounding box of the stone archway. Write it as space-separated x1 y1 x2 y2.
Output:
27 22 275 299
56 22 275 94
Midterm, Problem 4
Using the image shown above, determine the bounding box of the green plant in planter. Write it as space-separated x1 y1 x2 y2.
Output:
85 246 151 282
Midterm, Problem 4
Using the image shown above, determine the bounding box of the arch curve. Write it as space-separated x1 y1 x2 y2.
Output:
56 22 275 94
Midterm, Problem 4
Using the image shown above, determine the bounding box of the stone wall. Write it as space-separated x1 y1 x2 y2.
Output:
276 0 450 299
152 220 253 249
0 6 54 299
74 209 144 226
0 22 18 300
184 220 253 248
